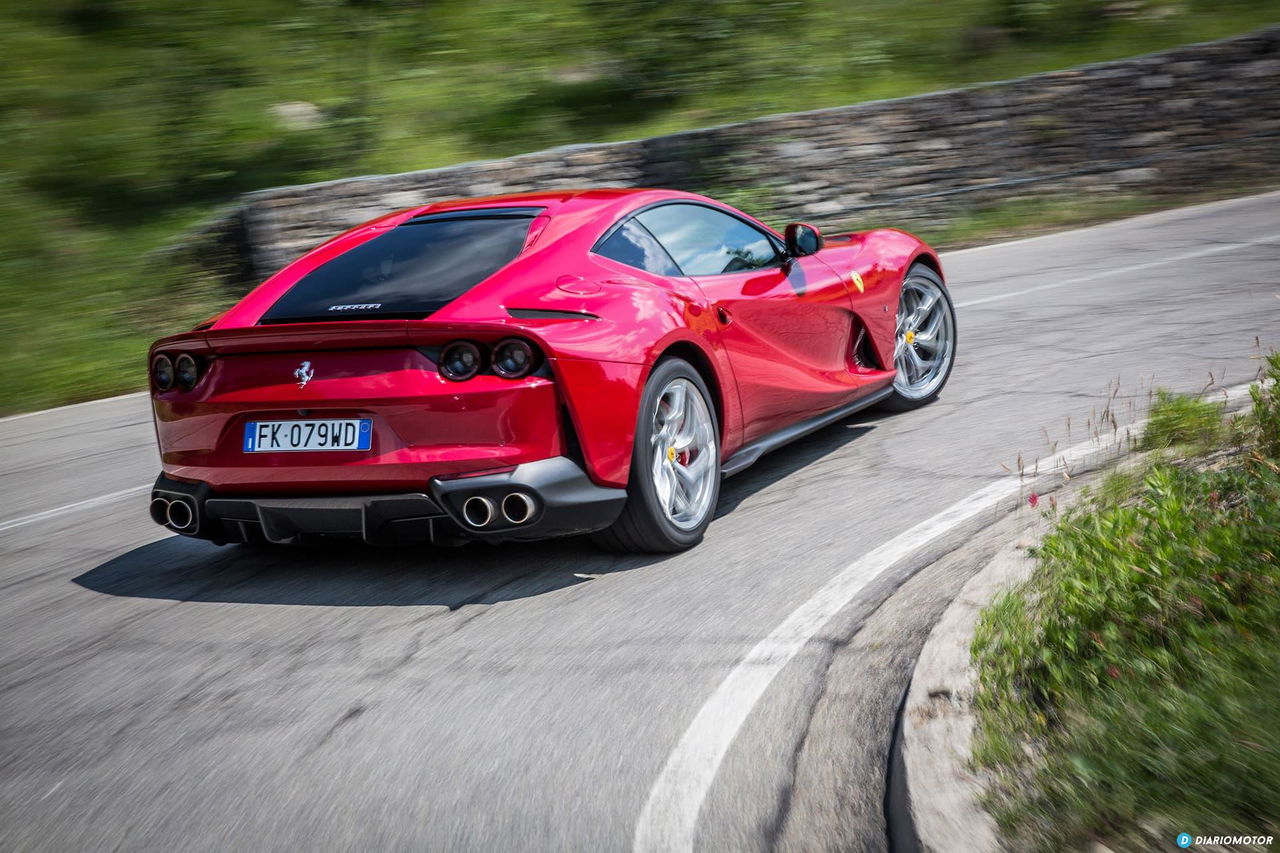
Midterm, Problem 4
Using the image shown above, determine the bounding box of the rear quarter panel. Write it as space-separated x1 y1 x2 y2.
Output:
471 250 745 486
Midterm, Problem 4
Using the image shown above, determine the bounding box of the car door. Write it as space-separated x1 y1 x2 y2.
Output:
635 203 856 444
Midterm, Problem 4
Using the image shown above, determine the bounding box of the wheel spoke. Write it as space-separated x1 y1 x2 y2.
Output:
664 383 686 429
909 289 939 327
905 344 926 380
652 454 672 508
913 310 945 353
669 474 691 515
673 452 710 490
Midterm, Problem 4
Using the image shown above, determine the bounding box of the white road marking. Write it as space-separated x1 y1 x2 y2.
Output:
0 391 148 424
953 233 1280 309
941 188 1280 259
0 485 152 535
633 384 1254 853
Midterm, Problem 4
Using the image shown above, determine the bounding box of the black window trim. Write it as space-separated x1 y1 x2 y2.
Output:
591 216 684 278
591 200 787 277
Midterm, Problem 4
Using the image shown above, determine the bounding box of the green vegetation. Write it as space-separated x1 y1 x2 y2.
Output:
3 0 1279 414
1142 388 1227 451
972 352 1280 851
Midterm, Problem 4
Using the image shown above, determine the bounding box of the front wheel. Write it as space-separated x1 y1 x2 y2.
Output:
877 263 957 413
593 358 721 553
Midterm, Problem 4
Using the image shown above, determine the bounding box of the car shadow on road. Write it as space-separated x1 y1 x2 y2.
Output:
73 414 878 608
73 534 666 608
715 421 876 518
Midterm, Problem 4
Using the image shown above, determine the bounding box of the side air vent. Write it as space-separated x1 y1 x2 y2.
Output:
506 308 600 320
852 324 882 371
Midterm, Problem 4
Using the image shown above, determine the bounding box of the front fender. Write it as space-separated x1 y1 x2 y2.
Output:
817 228 944 371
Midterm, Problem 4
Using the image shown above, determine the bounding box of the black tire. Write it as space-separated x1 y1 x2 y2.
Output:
593 358 721 553
876 263 957 413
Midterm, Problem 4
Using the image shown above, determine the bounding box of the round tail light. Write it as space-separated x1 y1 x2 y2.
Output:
440 341 482 381
152 354 174 391
492 338 535 379
175 353 199 391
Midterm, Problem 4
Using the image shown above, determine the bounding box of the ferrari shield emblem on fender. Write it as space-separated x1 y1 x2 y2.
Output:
850 271 865 293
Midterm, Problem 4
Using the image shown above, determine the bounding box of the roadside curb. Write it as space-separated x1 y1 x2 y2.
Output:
900 513 1051 853
900 383 1262 853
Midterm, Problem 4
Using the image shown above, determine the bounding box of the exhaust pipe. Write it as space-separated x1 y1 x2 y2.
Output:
165 499 196 532
461 496 496 528
501 492 537 525
149 498 171 526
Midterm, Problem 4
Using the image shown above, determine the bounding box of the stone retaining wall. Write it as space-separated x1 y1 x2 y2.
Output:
182 26 1280 288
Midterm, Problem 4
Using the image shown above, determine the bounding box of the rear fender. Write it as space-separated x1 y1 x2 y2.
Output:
550 357 646 488
506 274 741 487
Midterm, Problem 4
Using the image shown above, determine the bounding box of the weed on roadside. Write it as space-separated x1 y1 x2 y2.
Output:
971 353 1280 852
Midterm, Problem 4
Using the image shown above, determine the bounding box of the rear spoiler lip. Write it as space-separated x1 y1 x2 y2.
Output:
152 318 556 356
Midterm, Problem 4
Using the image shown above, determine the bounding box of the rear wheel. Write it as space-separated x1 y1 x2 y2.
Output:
593 358 720 553
878 263 957 413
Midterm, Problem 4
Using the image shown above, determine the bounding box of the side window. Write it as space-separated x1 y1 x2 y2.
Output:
636 203 781 276
595 219 682 276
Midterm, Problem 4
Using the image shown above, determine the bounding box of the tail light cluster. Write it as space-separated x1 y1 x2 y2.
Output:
151 353 202 392
439 338 539 382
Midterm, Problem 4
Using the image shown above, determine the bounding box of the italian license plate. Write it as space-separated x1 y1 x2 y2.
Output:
243 419 372 453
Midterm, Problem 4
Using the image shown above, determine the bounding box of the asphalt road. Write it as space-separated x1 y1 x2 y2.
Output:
2 191 1278 852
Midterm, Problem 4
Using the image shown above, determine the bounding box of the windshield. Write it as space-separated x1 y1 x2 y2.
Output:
259 208 541 324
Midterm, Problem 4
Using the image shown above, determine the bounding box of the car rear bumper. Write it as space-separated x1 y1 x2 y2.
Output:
151 457 627 546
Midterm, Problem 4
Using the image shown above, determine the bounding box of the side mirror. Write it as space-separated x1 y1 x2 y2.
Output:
784 223 824 257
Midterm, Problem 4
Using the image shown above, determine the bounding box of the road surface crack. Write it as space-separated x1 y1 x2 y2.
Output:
310 704 368 752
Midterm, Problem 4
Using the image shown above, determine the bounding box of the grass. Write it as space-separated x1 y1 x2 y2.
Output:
971 352 1280 851
3 0 1279 414
1142 389 1228 451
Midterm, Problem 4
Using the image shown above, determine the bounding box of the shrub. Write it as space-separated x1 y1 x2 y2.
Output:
1142 389 1225 451
973 364 1280 851
1251 350 1280 459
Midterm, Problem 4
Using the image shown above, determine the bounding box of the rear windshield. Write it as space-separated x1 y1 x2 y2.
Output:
259 207 541 324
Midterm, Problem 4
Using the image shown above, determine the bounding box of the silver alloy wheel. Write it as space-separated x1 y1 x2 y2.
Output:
893 273 955 400
650 377 718 530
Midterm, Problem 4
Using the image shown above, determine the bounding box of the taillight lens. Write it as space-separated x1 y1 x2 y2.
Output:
492 338 536 379
440 341 482 381
175 353 199 391
152 354 174 391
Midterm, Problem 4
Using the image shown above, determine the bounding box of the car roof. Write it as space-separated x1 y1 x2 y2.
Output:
403 187 706 221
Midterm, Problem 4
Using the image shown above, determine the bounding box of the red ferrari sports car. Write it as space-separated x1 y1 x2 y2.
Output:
147 188 956 552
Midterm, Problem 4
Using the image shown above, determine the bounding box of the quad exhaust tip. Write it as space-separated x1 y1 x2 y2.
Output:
459 493 538 528
165 499 196 531
149 498 171 526
151 496 196 531
461 495 496 528
501 492 537 525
